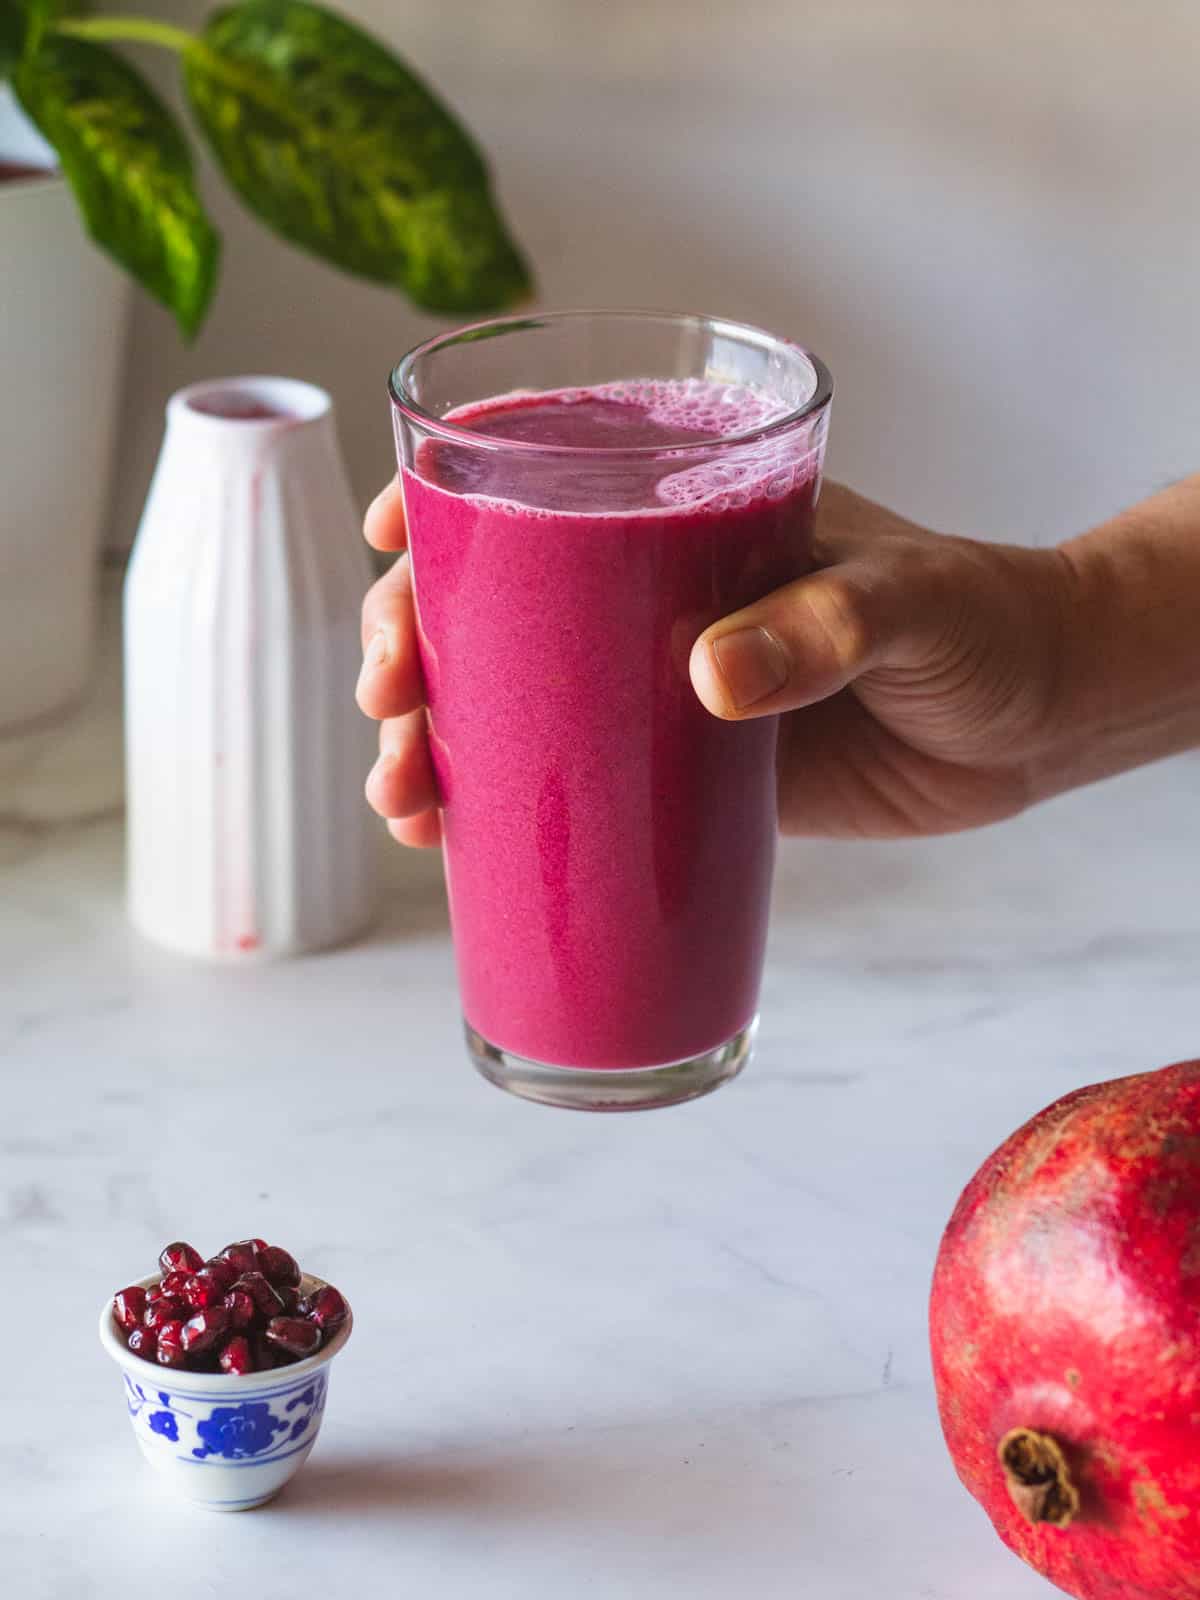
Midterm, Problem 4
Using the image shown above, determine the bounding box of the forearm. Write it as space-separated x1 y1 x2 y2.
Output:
1035 475 1200 798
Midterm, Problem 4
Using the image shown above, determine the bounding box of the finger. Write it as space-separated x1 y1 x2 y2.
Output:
356 555 424 720
363 477 408 552
774 691 1026 838
809 481 933 566
689 545 954 720
364 711 439 819
387 810 443 849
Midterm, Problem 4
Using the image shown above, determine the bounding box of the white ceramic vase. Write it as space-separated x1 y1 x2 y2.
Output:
125 377 379 959
0 88 132 732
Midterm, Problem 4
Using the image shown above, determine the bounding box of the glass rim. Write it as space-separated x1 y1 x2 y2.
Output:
388 308 833 458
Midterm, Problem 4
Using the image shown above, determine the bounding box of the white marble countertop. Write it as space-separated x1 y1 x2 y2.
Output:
4 576 1199 1598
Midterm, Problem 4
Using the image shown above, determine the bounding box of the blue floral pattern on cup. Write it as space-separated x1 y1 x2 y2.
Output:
193 1402 286 1460
149 1410 179 1442
190 1381 327 1459
123 1372 328 1465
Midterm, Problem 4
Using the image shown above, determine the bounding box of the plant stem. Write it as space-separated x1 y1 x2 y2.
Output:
56 15 196 54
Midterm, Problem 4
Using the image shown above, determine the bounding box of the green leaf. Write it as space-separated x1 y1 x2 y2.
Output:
1 1 34 78
2 0 89 77
14 32 219 335
183 0 531 313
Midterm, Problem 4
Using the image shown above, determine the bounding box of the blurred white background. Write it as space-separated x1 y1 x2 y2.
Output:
107 0 1200 550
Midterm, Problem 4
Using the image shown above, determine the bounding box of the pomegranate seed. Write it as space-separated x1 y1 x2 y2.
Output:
259 1245 301 1288
159 1241 203 1275
219 1240 261 1276
237 1271 285 1318
252 1332 282 1370
155 1320 186 1367
223 1288 257 1331
275 1285 301 1314
181 1305 230 1357
218 1335 254 1375
181 1271 224 1311
112 1286 148 1333
127 1325 158 1362
247 1237 268 1252
160 1270 192 1297
265 1316 321 1358
200 1258 236 1293
307 1285 348 1332
144 1295 188 1329
190 1266 234 1307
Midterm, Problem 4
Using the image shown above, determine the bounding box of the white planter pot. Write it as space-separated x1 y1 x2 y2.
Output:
124 377 379 959
0 92 132 732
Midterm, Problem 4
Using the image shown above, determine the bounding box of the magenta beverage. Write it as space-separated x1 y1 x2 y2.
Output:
391 313 831 1110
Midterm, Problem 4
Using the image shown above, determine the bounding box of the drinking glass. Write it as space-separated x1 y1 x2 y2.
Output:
390 310 831 1110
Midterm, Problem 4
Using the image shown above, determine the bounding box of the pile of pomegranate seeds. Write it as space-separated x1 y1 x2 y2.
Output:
112 1239 347 1376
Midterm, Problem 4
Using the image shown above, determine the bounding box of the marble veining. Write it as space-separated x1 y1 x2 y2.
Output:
1 577 1197 1596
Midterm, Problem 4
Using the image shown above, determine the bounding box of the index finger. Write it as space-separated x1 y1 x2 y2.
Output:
810 481 935 566
364 477 408 552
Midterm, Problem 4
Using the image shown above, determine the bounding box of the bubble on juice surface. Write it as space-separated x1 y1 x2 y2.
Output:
656 440 818 510
548 377 787 440
578 379 816 509
436 377 819 515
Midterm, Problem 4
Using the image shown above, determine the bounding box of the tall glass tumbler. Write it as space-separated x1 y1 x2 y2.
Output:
390 311 832 1110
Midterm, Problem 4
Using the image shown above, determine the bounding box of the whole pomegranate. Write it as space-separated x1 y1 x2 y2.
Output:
930 1060 1200 1599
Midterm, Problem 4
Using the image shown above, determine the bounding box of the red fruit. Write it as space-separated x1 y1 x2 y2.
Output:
155 1320 186 1367
275 1285 301 1314
265 1317 321 1358
158 1241 203 1275
200 1258 236 1294
259 1245 301 1288
931 1060 1200 1600
223 1288 257 1332
181 1305 230 1357
218 1335 254 1376
127 1326 158 1362
251 1331 282 1370
307 1285 347 1333
143 1295 188 1330
160 1270 192 1297
192 1267 235 1305
246 1237 268 1252
112 1286 148 1333
237 1271 285 1319
219 1240 261 1277
183 1267 231 1310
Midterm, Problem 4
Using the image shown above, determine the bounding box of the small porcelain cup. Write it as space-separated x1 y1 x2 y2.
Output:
100 1273 352 1510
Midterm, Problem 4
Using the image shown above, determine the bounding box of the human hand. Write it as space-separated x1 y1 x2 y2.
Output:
688 481 1074 836
356 478 443 848
355 475 1128 844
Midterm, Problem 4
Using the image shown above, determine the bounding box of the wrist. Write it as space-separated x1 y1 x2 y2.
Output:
1031 477 1200 799
1050 534 1120 745
1016 542 1098 804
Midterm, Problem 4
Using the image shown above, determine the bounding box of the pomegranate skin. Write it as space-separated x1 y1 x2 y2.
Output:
930 1060 1200 1600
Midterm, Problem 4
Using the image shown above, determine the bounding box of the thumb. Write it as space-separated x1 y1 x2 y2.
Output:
689 550 952 719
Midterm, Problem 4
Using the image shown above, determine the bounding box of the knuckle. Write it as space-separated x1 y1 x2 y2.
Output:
799 574 874 669
887 533 959 597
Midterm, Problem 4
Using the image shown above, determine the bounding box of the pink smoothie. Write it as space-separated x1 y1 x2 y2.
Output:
402 379 821 1069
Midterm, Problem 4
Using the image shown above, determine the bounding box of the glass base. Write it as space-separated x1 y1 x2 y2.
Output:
464 1017 756 1112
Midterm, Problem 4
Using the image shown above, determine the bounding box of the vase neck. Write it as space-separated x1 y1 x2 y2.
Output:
167 377 334 455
